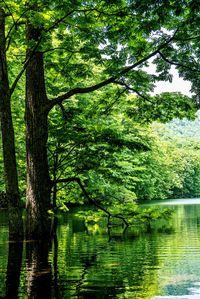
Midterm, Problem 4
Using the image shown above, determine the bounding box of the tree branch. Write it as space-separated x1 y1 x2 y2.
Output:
114 80 154 104
43 10 76 33
175 35 200 42
103 88 127 115
47 34 176 112
9 9 77 96
58 103 68 120
53 177 129 227
10 30 46 95
1 0 15 25
158 50 199 73
5 7 31 50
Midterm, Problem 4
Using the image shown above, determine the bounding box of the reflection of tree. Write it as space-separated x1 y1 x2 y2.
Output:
154 204 200 293
72 251 121 298
3 205 200 298
1 208 178 298
5 241 23 299
26 241 52 299
54 214 161 299
75 253 99 298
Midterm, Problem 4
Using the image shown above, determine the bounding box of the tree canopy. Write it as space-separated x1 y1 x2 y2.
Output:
0 0 200 239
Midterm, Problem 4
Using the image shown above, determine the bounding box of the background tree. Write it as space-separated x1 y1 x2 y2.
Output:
0 7 23 240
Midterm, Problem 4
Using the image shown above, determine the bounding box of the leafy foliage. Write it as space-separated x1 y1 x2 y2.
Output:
1 0 200 222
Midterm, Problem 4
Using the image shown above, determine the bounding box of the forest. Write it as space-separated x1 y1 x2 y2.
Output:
0 0 200 241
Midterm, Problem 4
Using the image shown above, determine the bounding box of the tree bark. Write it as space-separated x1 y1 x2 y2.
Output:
25 22 51 239
0 8 23 240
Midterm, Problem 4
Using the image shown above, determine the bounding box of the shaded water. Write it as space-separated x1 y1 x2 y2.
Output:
1 199 200 298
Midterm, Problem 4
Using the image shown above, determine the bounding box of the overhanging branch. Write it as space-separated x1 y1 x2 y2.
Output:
47 34 176 112
158 50 199 73
114 80 154 104
175 35 200 42
53 177 129 227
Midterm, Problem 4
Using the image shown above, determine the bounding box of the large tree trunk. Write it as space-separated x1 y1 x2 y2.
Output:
25 23 51 239
0 9 23 240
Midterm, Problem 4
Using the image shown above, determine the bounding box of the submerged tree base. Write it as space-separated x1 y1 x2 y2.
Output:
25 208 52 241
8 206 24 241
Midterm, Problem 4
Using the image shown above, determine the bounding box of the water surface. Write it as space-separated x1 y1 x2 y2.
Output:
1 199 200 298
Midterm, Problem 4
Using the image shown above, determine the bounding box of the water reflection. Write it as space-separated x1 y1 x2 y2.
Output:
5 241 23 299
153 282 200 298
26 241 52 298
1 201 200 298
142 198 200 207
154 285 200 299
53 213 161 299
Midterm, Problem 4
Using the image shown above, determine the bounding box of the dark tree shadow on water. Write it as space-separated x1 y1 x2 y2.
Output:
5 241 23 299
26 240 52 299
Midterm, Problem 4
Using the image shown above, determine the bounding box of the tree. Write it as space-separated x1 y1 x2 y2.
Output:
1 0 199 239
152 119 200 199
47 91 151 207
0 8 23 240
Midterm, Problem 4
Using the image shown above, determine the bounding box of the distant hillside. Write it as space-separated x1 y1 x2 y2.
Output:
152 117 200 141
167 118 200 139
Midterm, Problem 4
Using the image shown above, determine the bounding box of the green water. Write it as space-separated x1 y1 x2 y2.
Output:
1 199 200 298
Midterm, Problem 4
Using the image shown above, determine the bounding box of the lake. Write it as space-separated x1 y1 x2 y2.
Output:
1 198 200 298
